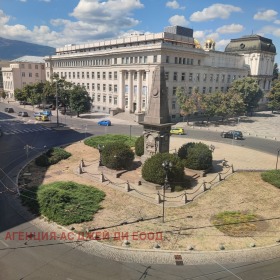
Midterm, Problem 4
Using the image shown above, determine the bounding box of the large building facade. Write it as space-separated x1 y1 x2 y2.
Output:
45 26 276 121
2 56 46 99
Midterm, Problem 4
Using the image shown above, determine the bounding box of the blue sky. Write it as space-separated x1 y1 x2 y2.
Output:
1 0 280 63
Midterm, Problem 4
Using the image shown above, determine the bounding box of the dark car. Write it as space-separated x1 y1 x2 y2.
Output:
98 119 111 126
221 130 243 140
18 111 29 117
5 108 14 113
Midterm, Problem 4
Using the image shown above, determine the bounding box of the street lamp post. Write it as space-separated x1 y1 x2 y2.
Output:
56 81 59 127
276 149 280 170
162 160 172 223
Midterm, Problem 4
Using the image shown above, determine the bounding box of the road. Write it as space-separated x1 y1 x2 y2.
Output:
1 103 280 279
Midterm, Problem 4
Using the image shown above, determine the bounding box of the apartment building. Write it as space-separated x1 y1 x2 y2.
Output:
45 26 276 121
2 56 46 99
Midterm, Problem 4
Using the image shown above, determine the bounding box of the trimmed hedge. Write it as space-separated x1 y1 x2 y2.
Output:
141 152 185 185
178 142 212 170
37 181 105 225
84 134 137 148
135 135 144 156
35 147 71 167
101 142 134 170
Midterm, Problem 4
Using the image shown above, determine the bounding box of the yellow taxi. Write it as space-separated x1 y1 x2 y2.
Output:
170 127 185 135
35 115 49 121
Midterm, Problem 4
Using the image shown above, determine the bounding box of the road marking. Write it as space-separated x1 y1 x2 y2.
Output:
0 240 9 247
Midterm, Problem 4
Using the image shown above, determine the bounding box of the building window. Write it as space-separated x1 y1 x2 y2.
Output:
216 74 219 82
73 72 76 79
29 73 32 77
143 72 146 81
203 73 207 81
114 97 117 105
209 87 212 93
173 87 177 95
114 85 118 92
202 87 206 94
82 72 85 79
166 56 169 63
114 58 117 64
172 101 176 109
103 95 106 103
97 72 100 79
103 72 106 79
87 83 90 90
92 94 95 102
210 74 213 82
222 74 225 82
92 72 95 79
22 72 25 77
188 87 192 94
198 59 201 66
109 84 112 92
97 95 101 102
109 72 112 79
227 75 231 83
189 73 193 82
109 96 112 103
165 72 169 80
92 83 95 90
97 83 100 91
173 72 177 81
77 72 80 78
114 71 117 80
181 73 185 81
153 55 157 63
103 84 106 91
87 72 89 79
196 73 200 82
175 57 178 64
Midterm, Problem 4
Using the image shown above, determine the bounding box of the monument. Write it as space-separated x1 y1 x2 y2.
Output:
140 66 172 163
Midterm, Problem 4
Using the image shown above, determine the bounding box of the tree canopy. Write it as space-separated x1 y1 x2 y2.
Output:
267 80 280 112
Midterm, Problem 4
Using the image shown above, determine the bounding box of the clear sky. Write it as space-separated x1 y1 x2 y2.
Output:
1 0 280 63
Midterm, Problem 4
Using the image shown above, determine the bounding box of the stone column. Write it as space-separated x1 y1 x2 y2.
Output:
118 70 125 109
128 70 133 112
136 70 142 113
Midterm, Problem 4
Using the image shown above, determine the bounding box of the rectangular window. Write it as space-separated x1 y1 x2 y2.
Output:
209 87 212 93
114 85 118 92
103 95 106 103
173 87 177 95
82 72 85 79
153 55 157 63
181 73 185 81
97 83 100 91
109 96 112 103
109 72 112 79
165 72 169 80
202 87 206 94
188 87 192 94
91 72 95 79
103 84 106 91
189 73 193 82
114 97 117 105
196 73 200 82
203 73 207 81
109 84 112 92
29 73 32 77
97 95 101 102
114 71 117 80
216 74 219 82
173 72 177 81
227 75 231 83
87 83 89 90
166 56 169 63
210 74 213 82
97 72 100 79
87 72 89 79
77 72 80 79
114 58 117 64
92 83 95 90
222 74 225 82
103 72 106 79
175 57 178 64
172 101 176 109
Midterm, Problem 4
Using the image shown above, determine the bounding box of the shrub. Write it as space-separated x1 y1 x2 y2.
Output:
261 170 280 188
184 142 212 170
101 142 134 170
84 134 137 148
37 181 105 225
142 152 185 185
135 135 144 156
35 147 71 167
177 142 196 160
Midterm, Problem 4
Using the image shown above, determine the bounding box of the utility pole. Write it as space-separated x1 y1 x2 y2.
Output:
24 145 34 159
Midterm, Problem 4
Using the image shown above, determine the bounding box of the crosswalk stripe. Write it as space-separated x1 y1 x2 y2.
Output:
2 127 53 135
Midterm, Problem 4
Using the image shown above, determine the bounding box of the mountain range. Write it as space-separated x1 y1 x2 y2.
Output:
0 37 55 60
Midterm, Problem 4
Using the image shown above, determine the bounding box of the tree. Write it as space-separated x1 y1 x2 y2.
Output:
69 85 92 117
0 91 7 100
267 80 280 113
176 87 204 124
273 63 279 81
228 77 263 115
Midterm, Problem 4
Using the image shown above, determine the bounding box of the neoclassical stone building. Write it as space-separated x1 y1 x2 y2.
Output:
44 26 276 121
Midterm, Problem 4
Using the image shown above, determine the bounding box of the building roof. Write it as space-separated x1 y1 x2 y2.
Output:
11 55 45 63
225 35 276 54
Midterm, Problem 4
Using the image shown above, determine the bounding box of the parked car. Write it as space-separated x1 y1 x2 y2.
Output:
170 127 185 135
4 107 14 113
35 115 49 121
221 130 244 140
98 119 111 126
18 111 22 116
21 112 29 117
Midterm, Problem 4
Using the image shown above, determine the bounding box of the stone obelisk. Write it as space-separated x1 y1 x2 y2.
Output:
140 66 172 163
